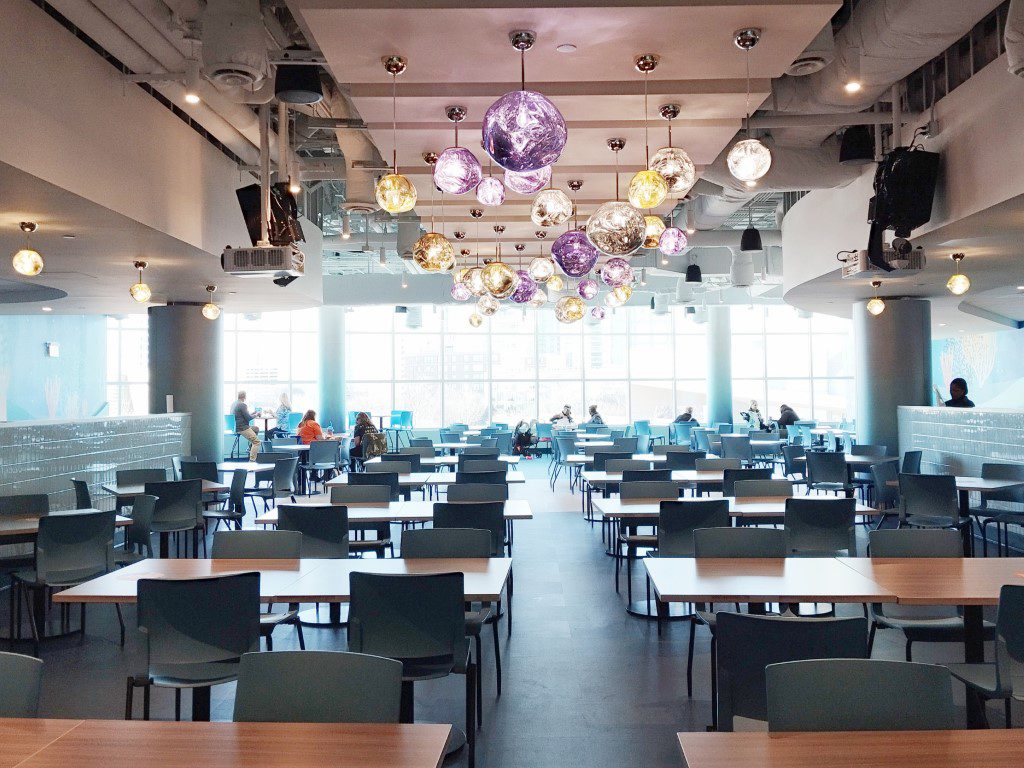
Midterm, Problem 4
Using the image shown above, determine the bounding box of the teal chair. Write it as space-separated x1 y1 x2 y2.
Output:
670 421 696 447
632 420 664 446
285 412 302 433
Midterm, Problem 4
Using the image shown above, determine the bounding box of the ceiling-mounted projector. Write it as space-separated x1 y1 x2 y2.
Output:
222 244 304 278
840 247 926 279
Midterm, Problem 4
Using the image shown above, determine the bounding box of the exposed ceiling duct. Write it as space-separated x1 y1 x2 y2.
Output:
323 89 388 207
1008 0 1024 77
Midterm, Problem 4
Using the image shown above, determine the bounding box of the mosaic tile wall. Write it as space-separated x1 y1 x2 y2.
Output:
0 413 190 512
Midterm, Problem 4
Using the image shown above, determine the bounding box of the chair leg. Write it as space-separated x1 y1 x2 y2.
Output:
686 618 696 698
491 617 501 697
474 634 483 727
265 631 273 651
23 584 41 657
905 638 913 662
1006 698 1012 728
125 677 135 720
174 689 182 721
466 662 478 768
114 603 125 646
867 622 877 657
295 618 306 650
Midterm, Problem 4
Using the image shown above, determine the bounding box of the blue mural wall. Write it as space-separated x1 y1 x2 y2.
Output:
0 315 107 421
932 328 1024 406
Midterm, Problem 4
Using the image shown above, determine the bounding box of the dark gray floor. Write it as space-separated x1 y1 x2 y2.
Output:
2 458 1012 767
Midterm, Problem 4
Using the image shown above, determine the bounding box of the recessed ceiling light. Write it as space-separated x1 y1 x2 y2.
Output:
62 234 75 240
958 329 965 333
41 306 52 312
939 323 947 327
556 43 577 53
1017 286 1024 291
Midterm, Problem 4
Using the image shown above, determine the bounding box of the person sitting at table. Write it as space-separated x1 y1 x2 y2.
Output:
230 390 260 461
268 392 292 437
513 420 536 457
944 377 976 408
586 405 604 425
777 403 800 428
550 404 573 424
296 410 324 444
673 406 698 425
350 411 381 468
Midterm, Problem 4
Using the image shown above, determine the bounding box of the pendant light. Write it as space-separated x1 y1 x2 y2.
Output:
552 180 599 276
413 155 456 272
555 295 585 323
946 253 970 295
529 229 556 283
739 205 762 252
374 56 418 214
865 280 886 315
659 207 688 256
651 103 696 195
587 139 646 257
628 54 669 210
482 30 567 172
129 260 152 303
685 256 703 283
434 106 482 195
201 285 221 320
727 28 772 184
476 161 505 207
482 224 519 298
12 222 44 277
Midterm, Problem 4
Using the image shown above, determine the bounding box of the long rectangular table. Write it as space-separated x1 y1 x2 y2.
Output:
579 469 728 520
594 495 874 521
0 509 132 540
365 454 520 467
254 498 534 525
0 718 450 768
677 730 1024 768
326 472 434 490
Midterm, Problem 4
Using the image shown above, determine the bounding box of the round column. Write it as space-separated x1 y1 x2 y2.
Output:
706 305 733 426
319 306 346 432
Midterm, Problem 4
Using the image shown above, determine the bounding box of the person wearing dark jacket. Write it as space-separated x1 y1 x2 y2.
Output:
777 404 800 428
944 378 976 408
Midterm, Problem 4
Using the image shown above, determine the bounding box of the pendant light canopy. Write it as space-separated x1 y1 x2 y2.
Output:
650 103 697 195
727 29 772 184
482 31 567 172
274 46 323 104
434 106 483 195
375 56 418 214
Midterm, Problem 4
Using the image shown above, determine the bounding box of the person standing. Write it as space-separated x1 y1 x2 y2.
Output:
231 390 260 461
944 378 976 408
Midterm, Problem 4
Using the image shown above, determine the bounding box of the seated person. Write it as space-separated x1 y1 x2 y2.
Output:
673 406 698 425
351 412 380 467
550 404 573 424
269 392 292 438
777 403 800 428
513 420 536 456
296 410 324 444
586 405 604 425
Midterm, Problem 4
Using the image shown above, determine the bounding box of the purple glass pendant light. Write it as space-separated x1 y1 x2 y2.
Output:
510 269 538 303
505 166 551 195
476 176 505 206
551 180 598 277
600 257 635 287
482 31 567 172
434 105 483 195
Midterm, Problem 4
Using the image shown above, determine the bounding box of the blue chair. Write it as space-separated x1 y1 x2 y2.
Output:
535 422 553 457
670 421 696 447
285 412 302 433
449 423 469 434
632 420 664 446
491 422 509 431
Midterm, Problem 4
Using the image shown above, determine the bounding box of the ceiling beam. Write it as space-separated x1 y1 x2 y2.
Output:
349 78 769 99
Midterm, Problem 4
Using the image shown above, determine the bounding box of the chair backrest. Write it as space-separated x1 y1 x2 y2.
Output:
609 429 627 440
432 502 505 556
869 528 961 557
806 451 848 485
171 455 196 481
670 421 696 445
348 572 467 667
138 573 260 674
653 444 694 456
180 460 218 483
870 461 900 508
633 420 652 436
144 479 202 531
399 446 435 461
554 435 577 462
664 451 705 470
901 450 923 474
125 494 157 555
116 468 168 485
898 473 959 525
461 459 506 473
592 451 632 471
35 510 116 583
784 497 857 556
446 483 508 503
0 494 50 517
211 529 302 559
766 659 954 732
715 612 867 730
409 438 434 448
604 458 650 474
330 484 391 505
722 468 772 497
272 457 299 493
477 437 498 449
619 481 680 501
71 479 92 509
657 500 730 557
781 444 805 476
455 470 506 485
720 436 754 462
622 469 671 483
309 440 341 466
349 471 400 501
534 422 553 439
635 434 652 454
402 528 493 559
979 462 1024 504
492 431 514 455
366 461 412 476
850 444 888 457
461 447 500 460
693 428 713 453
381 452 420 472
695 458 741 471
613 437 638 453
994 584 1024 694
733 479 793 498
693 527 787 557
0 652 43 717
439 431 461 443
277 505 350 558
233 650 402 723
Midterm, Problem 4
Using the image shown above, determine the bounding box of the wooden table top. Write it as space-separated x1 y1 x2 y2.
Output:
254 498 534 526
102 479 228 497
793 453 897 468
217 462 277 473
566 453 668 465
0 509 132 539
582 469 725 486
836 557 1024 606
677 729 1024 768
365 454 520 466
595 496 874 520
883 475 1024 492
425 470 525 485
53 556 513 604
644 557 896 604
0 718 450 768
326 472 434 488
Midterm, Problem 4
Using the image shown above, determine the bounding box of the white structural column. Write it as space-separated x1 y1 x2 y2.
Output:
148 304 223 461
706 305 733 426
853 297 932 450
319 305 346 432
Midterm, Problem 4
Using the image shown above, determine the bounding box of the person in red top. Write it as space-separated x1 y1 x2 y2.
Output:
296 410 324 444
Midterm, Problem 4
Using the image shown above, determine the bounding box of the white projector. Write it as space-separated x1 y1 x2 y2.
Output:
840 248 926 279
221 244 304 277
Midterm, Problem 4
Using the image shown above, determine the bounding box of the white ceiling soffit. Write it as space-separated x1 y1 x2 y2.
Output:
286 1 839 243
0 161 324 315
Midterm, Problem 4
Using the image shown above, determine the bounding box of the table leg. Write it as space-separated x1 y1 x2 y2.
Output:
963 604 988 728
192 685 211 721
159 532 170 559
959 489 973 556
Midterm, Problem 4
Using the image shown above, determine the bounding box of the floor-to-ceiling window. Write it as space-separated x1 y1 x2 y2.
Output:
105 315 149 416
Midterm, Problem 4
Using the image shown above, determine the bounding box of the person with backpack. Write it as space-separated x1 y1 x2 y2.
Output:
351 411 384 468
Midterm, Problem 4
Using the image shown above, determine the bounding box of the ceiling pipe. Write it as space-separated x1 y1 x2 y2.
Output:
745 111 921 129
1009 0 1024 77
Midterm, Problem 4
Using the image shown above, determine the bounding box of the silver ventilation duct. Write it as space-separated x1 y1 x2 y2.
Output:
1008 0 1024 78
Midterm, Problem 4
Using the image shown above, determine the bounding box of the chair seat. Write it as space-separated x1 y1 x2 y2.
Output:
150 520 200 534
905 515 970 529
874 613 996 643
618 534 657 547
350 538 392 552
808 482 850 492
114 551 147 567
946 662 1008 697
260 609 299 633
13 569 106 589
400 649 469 680
149 661 241 688
203 509 242 521
303 462 337 471
977 511 1024 525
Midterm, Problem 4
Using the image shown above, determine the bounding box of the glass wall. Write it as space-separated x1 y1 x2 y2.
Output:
105 315 149 416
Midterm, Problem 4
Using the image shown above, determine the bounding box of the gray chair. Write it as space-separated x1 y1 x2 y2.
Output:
367 460 412 476
126 572 261 721
202 468 246 532
116 493 157 565
901 450 923 474
733 479 793 497
348 572 477 768
715 612 868 731
330 484 391 505
780 444 806 484
614 482 681 604
592 451 632 471
695 458 741 471
233 650 402 723
116 468 168 485
657 500 730 558
455 471 507 486
766 659 955 731
349 470 400 502
71 479 92 509
248 457 300 510
144 479 204 557
433 502 506 557
0 651 43 717
408 438 434 449
898 474 971 544
665 451 705 471
180 460 218 483
402 527 501 725
720 436 754 466
805 452 851 495
784 497 857 556
622 469 671 483
277 505 350 558
461 460 506 474
304 441 342 491
619 481 681 501
330 484 393 557
652 444 697 456
867 529 992 660
463 446 499 457
211 529 305 651
11 510 122 655
612 437 639 453
975 463 1024 556
722 468 772 497
693 527 787 558
947 584 1024 727
447 483 509 503
870 461 900 527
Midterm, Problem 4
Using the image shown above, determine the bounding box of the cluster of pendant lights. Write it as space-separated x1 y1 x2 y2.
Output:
371 30 719 326
866 252 972 316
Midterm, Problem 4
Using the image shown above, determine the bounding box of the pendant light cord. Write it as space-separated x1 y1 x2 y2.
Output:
643 70 650 166
521 48 526 91
392 72 398 173
614 149 620 200
744 48 752 138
